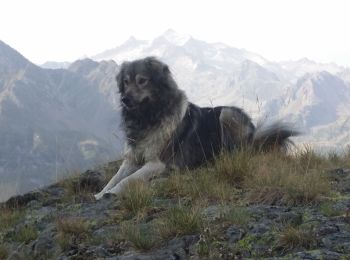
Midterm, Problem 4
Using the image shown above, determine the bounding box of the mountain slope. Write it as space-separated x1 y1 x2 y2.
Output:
0 42 122 201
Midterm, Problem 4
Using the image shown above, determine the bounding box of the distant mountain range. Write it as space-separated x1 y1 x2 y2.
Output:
1 29 350 200
0 41 123 201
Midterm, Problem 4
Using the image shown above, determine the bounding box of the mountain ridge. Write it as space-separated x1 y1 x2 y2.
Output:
0 43 122 202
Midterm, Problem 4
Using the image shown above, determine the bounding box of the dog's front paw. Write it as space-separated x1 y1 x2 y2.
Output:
94 192 104 200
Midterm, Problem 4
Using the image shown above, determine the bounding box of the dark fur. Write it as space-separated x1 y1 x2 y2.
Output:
117 57 298 169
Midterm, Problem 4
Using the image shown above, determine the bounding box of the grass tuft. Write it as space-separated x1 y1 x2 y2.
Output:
246 152 330 206
121 222 158 251
213 150 255 186
157 168 235 204
320 202 343 217
276 226 316 253
12 225 38 244
221 207 250 227
56 217 92 250
120 180 155 216
0 208 24 232
59 172 95 203
56 216 91 236
296 145 328 170
157 203 202 238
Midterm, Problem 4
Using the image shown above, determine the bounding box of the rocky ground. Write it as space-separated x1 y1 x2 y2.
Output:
1 154 350 259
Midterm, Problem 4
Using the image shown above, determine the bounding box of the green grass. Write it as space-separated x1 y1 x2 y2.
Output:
0 208 25 232
320 202 343 217
121 222 159 250
120 180 155 216
221 207 251 227
12 225 38 244
157 203 202 238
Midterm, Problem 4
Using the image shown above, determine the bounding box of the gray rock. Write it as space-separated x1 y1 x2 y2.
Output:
226 225 245 243
317 224 339 236
294 249 342 260
33 235 57 258
202 205 222 221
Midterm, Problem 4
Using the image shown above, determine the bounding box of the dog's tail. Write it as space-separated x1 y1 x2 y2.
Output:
219 108 299 153
252 122 300 152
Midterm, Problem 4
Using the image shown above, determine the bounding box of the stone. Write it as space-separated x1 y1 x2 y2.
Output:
226 225 245 243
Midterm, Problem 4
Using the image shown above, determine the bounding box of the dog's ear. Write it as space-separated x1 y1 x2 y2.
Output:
145 57 170 76
116 62 130 92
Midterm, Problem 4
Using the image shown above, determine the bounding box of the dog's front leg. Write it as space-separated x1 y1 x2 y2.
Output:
105 160 165 196
94 160 139 200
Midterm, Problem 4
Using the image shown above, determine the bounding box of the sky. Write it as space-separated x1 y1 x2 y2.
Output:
0 0 349 67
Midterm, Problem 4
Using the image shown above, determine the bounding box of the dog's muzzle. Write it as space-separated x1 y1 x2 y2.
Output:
121 96 134 110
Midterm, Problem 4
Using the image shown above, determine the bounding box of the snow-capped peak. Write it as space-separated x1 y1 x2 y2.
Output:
161 29 191 46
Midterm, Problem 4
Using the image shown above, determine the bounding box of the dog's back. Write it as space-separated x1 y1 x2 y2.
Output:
162 102 297 169
162 103 254 168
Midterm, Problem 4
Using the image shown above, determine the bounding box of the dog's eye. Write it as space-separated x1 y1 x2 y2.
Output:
123 79 129 85
137 77 148 86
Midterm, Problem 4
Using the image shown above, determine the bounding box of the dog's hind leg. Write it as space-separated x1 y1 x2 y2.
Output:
105 160 166 196
94 160 139 200
219 108 255 151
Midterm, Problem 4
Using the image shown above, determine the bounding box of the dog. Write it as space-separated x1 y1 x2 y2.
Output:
94 57 298 199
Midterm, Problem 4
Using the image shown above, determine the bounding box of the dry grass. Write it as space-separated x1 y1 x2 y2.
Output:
56 217 92 250
157 168 235 204
157 203 202 238
0 208 24 232
120 180 155 216
221 207 251 227
276 226 316 253
245 151 331 206
121 222 159 250
296 145 328 170
339 146 350 168
59 172 95 203
56 216 92 236
213 149 255 186
158 147 332 207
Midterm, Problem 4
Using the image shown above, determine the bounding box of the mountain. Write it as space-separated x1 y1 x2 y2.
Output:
41 61 71 69
91 30 350 151
0 41 122 202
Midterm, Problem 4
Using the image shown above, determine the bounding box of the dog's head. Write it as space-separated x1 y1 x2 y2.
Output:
116 57 174 110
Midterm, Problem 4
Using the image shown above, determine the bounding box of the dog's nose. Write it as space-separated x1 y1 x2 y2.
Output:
121 96 131 107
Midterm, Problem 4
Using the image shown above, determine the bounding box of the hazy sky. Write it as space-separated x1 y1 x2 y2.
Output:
0 0 349 67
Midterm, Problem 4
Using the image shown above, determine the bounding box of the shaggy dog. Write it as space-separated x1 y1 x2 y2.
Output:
94 57 297 199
